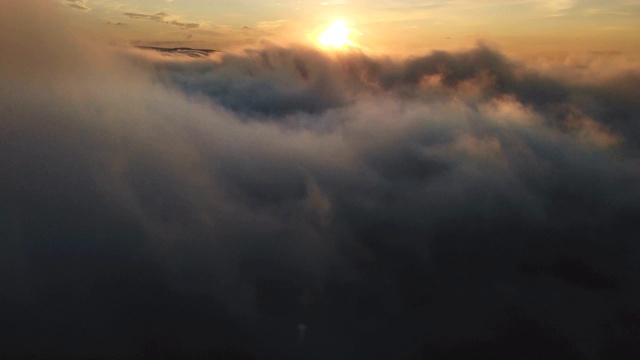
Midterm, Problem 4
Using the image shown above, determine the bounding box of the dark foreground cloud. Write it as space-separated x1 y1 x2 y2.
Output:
2 2 640 359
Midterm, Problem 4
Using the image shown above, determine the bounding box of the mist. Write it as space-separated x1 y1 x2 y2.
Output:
2 2 640 359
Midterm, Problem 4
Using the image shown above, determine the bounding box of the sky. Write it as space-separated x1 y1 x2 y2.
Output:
61 0 640 55
2 1 640 359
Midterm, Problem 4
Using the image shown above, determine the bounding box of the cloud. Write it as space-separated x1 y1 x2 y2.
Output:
538 0 577 15
64 0 90 12
122 11 199 29
3 2 640 359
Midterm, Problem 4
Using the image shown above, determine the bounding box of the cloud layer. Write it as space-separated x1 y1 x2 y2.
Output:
2 2 640 359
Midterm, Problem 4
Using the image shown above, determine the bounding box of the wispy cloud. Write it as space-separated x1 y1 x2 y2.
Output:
64 0 90 11
537 0 577 16
122 11 199 29
106 21 127 27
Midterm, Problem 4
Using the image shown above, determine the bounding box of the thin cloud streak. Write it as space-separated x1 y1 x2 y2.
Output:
64 0 90 11
122 11 199 29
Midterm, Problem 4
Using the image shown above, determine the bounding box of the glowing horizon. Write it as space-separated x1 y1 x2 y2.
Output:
57 0 640 56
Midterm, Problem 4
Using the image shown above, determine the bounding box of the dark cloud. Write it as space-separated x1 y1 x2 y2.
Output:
147 44 640 146
3 2 640 359
123 11 199 29
122 12 168 21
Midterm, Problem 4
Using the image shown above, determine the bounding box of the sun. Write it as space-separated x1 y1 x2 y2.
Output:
317 20 353 48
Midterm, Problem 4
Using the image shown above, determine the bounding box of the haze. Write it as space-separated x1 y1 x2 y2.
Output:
2 1 640 359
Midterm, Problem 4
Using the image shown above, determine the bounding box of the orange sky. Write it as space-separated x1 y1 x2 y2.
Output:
60 0 640 56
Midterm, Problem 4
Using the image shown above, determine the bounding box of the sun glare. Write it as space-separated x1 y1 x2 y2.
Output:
318 20 352 48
